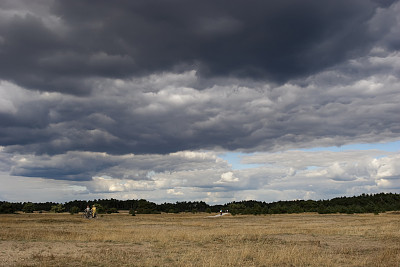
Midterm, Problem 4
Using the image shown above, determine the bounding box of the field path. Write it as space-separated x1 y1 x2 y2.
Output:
206 213 229 218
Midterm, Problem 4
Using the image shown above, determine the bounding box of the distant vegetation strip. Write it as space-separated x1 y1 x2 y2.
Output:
0 193 399 215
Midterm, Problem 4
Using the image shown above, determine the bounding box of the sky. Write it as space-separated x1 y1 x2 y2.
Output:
0 0 399 204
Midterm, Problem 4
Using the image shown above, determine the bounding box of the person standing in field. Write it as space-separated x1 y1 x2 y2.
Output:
91 205 97 218
85 205 91 218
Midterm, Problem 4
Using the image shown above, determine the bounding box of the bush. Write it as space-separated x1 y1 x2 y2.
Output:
69 206 80 214
168 208 179 214
50 204 65 213
0 202 15 214
129 209 136 216
22 202 35 213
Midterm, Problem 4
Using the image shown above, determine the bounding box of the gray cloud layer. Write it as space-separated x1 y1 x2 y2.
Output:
1 62 399 156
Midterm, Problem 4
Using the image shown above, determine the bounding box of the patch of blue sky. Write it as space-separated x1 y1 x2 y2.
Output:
299 140 400 152
219 140 400 170
306 166 320 170
218 152 263 170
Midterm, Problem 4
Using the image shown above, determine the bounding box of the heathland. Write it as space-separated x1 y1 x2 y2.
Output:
0 212 399 266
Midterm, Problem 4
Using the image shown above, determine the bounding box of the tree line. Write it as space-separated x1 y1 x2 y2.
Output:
226 193 400 215
0 192 399 215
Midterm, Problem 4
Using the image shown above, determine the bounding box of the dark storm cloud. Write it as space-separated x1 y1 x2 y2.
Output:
0 0 396 94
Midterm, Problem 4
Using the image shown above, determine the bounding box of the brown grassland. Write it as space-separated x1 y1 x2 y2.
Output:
0 212 399 266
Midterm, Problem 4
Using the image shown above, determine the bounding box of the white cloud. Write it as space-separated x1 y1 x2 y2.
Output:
215 172 239 184
2 146 399 203
167 189 184 196
89 176 155 193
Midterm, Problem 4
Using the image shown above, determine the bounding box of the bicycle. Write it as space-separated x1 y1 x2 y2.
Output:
82 210 92 219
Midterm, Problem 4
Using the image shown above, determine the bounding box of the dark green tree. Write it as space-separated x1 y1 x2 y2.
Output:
0 202 15 214
22 202 36 213
69 206 80 214
50 204 65 213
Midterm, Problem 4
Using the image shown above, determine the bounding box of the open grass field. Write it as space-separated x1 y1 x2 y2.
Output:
0 212 399 267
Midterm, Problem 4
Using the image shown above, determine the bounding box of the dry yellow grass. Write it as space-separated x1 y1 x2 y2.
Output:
0 212 399 266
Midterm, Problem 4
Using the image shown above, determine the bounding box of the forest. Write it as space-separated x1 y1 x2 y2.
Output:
0 192 399 215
